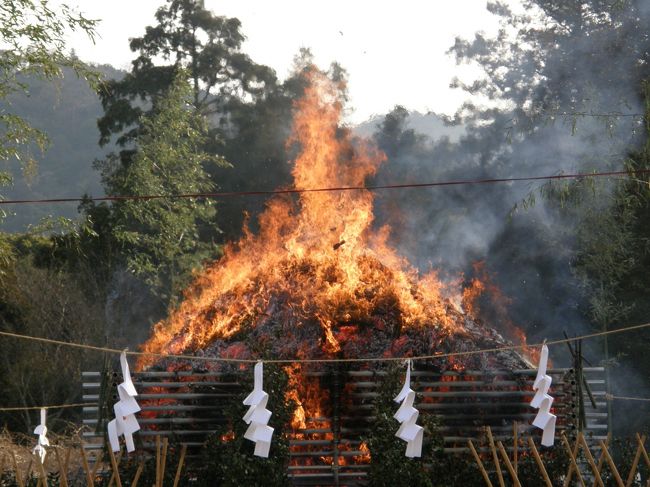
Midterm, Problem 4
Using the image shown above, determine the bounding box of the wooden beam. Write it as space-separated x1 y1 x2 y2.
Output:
527 437 552 487
467 439 493 487
561 434 585 487
497 441 521 487
173 444 188 487
578 432 604 487
485 427 505 487
599 440 624 487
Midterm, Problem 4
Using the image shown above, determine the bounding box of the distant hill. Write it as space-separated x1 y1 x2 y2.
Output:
0 64 125 232
354 110 464 142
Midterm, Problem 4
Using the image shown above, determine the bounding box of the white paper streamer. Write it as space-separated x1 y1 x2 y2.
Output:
107 351 141 452
393 360 423 457
243 361 274 458
530 343 556 446
32 408 49 463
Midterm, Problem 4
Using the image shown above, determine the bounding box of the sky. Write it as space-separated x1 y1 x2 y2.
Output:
58 1 501 124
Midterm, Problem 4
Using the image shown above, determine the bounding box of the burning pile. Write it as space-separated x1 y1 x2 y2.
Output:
137 69 529 422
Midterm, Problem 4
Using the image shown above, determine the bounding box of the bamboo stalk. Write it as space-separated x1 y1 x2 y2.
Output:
513 421 518 474
467 439 493 487
637 433 650 469
25 459 33 486
160 437 169 487
599 440 624 487
11 449 25 487
91 451 104 478
485 427 505 487
527 437 553 487
172 444 188 487
626 434 646 487
563 434 583 487
561 433 586 487
592 434 610 487
107 447 123 487
497 441 521 487
63 448 71 483
54 448 68 487
78 445 93 487
35 452 48 487
578 433 604 487
131 462 145 487
155 435 161 487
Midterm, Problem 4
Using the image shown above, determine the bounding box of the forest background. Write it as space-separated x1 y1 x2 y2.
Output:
0 0 649 436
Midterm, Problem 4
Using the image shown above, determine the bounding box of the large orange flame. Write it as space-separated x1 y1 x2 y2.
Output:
139 70 468 367
136 70 535 469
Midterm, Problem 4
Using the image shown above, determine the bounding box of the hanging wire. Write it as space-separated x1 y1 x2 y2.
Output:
1 169 649 206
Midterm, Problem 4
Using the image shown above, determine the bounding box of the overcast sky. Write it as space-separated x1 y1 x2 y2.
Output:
58 1 501 123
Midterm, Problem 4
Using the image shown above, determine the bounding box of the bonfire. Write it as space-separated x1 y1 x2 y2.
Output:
136 70 530 439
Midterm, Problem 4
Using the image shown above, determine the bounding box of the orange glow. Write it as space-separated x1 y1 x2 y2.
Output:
462 261 537 363
138 70 467 369
354 441 371 463
137 70 532 447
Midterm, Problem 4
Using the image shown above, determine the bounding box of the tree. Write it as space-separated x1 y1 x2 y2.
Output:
94 0 292 247
0 0 98 179
444 0 650 432
449 1 650 130
97 73 228 305
97 0 276 149
0 250 104 430
570 82 650 433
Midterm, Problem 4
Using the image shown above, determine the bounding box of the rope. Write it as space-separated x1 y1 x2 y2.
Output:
1 321 649 365
605 394 650 403
0 168 648 205
0 402 97 412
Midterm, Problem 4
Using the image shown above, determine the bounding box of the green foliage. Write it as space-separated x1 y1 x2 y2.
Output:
98 73 227 304
94 0 297 246
199 364 293 487
0 247 104 430
0 0 98 182
97 0 276 148
364 365 439 487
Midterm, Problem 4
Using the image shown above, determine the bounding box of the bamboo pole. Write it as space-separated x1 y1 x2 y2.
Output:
131 462 145 487
107 447 123 487
11 449 25 487
54 448 68 487
578 433 604 487
561 433 586 487
513 421 518 474
599 440 624 487
527 437 553 487
637 433 650 470
626 434 646 487
25 458 33 486
36 457 48 487
91 451 104 479
155 435 161 487
467 439 493 487
592 434 610 487
160 437 169 487
485 427 505 487
496 441 521 487
63 448 71 483
78 445 93 487
173 444 188 487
